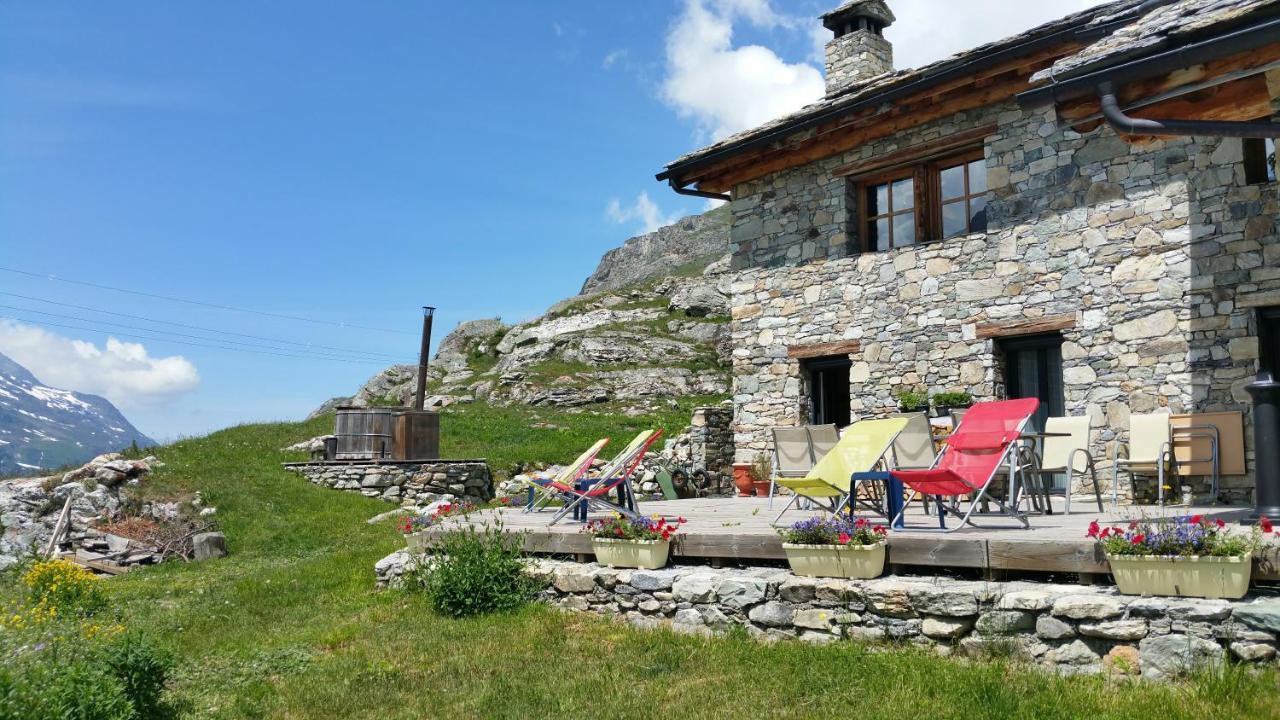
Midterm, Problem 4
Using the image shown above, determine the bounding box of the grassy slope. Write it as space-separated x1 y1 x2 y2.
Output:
9 410 1279 719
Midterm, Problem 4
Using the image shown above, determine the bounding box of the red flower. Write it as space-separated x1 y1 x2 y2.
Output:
855 518 868 529
1131 534 1146 545
1128 520 1138 530
1100 527 1112 538
677 516 687 524
873 525 888 536
1216 519 1226 529
1087 521 1100 538
837 532 851 545
614 527 623 537
1261 517 1274 534
1190 514 1203 525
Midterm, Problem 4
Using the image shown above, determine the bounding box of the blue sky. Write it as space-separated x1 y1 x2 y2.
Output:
0 0 1101 440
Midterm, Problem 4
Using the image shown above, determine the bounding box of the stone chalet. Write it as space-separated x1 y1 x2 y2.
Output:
657 0 1280 504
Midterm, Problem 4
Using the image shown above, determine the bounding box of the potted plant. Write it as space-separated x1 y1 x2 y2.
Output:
894 389 929 413
930 391 974 419
398 500 473 553
732 461 755 497
582 515 686 569
1089 515 1274 599
750 451 773 497
779 516 888 579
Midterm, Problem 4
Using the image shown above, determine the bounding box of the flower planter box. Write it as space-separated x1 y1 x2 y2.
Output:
1107 552 1251 599
592 538 671 570
404 530 430 554
782 542 886 579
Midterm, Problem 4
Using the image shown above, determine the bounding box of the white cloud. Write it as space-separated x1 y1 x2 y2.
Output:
659 0 1111 141
661 0 825 141
606 192 681 234
0 320 199 410
603 48 629 69
885 1 1109 71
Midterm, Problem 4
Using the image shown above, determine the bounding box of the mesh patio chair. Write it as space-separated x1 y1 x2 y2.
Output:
771 418 908 526
1111 413 1173 506
890 398 1039 532
1024 415 1101 514
889 412 936 470
549 429 664 524
767 425 837 508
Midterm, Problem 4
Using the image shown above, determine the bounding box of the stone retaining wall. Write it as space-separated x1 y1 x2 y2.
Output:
285 461 492 504
376 551 1279 680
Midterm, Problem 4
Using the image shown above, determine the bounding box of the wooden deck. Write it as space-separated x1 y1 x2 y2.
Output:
430 498 1279 581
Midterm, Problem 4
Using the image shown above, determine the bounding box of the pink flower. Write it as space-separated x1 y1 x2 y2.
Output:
1087 521 1100 538
837 532 851 545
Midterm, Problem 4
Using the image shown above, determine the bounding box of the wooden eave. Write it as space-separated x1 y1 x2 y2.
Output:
677 39 1087 195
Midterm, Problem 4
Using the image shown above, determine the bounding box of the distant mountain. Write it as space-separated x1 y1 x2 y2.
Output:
0 351 155 476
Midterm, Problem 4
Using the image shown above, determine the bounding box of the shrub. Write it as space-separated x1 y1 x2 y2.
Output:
411 522 538 618
894 390 929 412
930 391 974 409
0 616 173 720
22 558 107 616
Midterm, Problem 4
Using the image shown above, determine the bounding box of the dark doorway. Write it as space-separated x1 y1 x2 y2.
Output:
1000 333 1064 434
1261 306 1280 379
804 356 852 427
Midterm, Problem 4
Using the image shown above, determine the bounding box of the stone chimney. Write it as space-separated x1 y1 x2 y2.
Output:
821 0 895 96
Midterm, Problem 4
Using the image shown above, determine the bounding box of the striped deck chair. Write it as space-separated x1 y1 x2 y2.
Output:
771 418 909 526
522 438 609 513
550 429 664 524
890 398 1039 532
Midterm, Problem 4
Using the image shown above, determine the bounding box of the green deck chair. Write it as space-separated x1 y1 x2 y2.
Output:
771 417 909 526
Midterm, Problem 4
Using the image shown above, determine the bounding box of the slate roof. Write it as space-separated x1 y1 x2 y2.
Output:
659 0 1153 177
1031 0 1280 83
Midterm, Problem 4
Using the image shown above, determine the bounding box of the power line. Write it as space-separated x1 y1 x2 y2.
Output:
0 266 416 336
0 304 402 363
0 291 404 361
0 315 390 365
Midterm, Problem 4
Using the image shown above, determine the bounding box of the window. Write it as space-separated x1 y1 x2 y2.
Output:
857 149 988 252
864 174 915 251
939 156 988 239
1243 138 1277 185
803 356 852 428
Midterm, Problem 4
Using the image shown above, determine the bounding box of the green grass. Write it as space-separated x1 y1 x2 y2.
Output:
5 411 1279 719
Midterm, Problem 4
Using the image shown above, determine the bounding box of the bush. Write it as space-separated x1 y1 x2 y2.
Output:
894 390 928 412
411 522 537 618
22 558 107 616
930 391 974 409
0 617 174 720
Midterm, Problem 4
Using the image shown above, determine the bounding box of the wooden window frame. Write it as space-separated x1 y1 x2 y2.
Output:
855 147 987 253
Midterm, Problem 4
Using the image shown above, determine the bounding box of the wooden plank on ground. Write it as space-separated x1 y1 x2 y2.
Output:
987 538 1109 574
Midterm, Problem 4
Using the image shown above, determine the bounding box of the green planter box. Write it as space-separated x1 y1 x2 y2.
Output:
1107 552 1251 599
782 542 886 579
592 538 671 569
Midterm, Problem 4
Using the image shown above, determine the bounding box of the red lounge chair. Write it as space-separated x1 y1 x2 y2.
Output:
549 429 664 524
890 398 1039 532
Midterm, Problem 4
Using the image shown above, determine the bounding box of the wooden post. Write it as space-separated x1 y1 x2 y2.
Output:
42 496 73 557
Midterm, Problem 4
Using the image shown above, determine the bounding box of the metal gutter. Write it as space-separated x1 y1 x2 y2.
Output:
668 181 730 202
1098 80 1280 137
1017 13 1280 108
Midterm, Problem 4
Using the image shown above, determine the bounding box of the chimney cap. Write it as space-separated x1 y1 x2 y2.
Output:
821 0 895 32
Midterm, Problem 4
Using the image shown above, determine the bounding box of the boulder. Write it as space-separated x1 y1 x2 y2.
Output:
192 532 228 561
1140 634 1224 681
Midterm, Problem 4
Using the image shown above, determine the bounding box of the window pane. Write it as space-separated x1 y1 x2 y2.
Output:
968 159 987 193
893 212 915 247
874 218 890 252
941 201 966 238
891 177 914 209
867 183 888 216
939 164 965 200
969 195 988 233
1267 138 1277 183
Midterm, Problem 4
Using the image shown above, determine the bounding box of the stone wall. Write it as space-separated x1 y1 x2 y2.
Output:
661 404 736 496
284 461 492 504
375 552 1280 680
824 31 893 96
726 97 1279 503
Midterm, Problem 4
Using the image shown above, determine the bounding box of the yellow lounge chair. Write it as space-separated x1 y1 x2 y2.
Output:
771 417 909 525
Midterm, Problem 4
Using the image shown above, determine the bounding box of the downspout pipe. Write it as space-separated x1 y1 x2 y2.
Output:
668 180 730 202
1098 81 1280 138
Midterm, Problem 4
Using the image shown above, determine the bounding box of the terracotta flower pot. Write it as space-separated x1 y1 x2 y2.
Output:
753 480 772 497
732 463 755 497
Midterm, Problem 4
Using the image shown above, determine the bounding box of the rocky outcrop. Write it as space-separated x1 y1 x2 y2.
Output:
0 453 162 569
320 209 735 418
580 205 730 295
